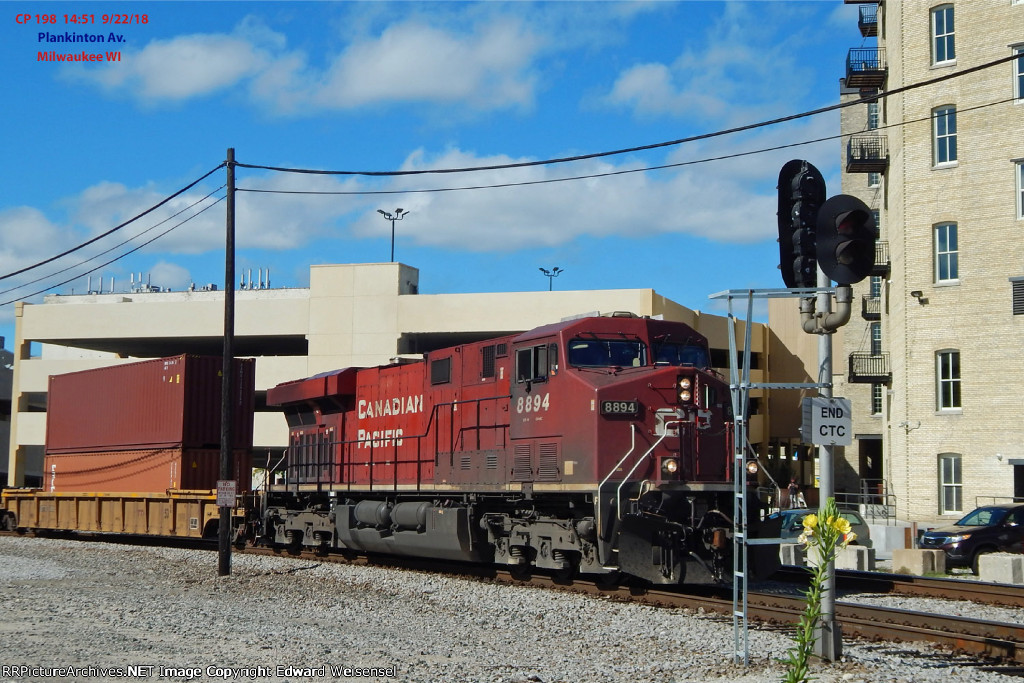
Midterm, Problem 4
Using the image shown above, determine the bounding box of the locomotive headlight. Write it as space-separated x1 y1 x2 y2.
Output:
662 458 679 474
677 376 693 404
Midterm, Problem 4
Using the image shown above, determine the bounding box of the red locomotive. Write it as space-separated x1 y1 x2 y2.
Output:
263 314 778 584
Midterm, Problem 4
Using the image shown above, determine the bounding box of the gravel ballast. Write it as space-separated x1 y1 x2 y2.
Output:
0 536 1018 683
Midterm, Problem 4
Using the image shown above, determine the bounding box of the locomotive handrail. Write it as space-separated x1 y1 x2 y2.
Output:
594 423 637 562
615 424 678 520
280 393 511 491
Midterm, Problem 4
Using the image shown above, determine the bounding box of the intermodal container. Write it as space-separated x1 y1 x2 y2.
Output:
45 355 255 455
41 448 252 493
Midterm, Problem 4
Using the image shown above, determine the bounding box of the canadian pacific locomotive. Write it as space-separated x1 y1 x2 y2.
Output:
1 314 778 585
261 314 778 584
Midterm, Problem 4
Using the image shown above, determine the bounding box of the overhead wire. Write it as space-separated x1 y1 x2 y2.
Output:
0 163 225 283
233 52 1022 178
0 186 226 299
0 194 225 307
237 96 1018 197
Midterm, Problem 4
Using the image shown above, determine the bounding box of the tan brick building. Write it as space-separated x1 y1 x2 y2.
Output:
774 0 1024 525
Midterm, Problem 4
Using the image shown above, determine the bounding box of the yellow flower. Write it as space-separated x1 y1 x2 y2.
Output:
833 517 852 536
801 514 819 534
844 531 858 545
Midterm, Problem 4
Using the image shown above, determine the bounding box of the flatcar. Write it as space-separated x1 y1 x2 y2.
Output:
261 313 779 584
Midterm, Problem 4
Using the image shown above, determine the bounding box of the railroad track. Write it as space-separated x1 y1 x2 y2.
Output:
8 531 1024 665
774 565 1024 609
236 543 1024 665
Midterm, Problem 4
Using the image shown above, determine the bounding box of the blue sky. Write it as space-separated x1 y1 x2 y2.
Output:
0 1 865 350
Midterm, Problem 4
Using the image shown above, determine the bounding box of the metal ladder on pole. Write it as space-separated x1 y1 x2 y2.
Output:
710 287 835 666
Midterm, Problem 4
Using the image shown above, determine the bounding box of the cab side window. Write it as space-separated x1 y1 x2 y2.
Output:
516 344 550 383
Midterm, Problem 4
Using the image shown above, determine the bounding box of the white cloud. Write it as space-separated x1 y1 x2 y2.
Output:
314 19 540 110
601 3 819 124
67 15 545 113
71 31 273 100
148 260 192 290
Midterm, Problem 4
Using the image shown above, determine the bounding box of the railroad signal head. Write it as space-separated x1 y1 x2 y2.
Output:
815 194 877 285
777 160 826 289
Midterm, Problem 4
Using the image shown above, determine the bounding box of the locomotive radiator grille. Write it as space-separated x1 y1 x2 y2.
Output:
512 445 532 481
538 443 560 481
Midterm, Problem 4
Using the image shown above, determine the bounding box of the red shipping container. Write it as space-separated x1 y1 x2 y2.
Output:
45 355 255 455
41 448 252 493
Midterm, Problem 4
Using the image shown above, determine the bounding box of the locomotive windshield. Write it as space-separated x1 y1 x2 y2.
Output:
568 339 646 368
654 342 709 368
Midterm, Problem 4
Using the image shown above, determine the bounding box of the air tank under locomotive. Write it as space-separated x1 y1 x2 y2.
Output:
261 314 779 584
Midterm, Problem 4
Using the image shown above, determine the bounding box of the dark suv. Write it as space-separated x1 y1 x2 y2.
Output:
919 503 1024 574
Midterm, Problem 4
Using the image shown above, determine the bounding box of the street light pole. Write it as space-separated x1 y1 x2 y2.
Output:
539 267 563 291
377 208 409 262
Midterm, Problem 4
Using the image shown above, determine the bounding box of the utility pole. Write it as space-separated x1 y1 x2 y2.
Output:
218 148 237 577
377 208 409 262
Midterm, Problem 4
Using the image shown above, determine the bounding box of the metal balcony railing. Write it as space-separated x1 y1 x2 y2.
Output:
846 48 887 89
872 240 890 275
849 352 891 384
847 134 889 173
858 5 878 37
862 295 881 320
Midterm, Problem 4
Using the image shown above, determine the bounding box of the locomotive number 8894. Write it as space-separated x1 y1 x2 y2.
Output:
263 313 780 584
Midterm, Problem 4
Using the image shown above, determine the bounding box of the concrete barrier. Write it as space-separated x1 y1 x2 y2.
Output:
780 543 806 566
836 544 875 571
891 548 946 576
978 553 1024 584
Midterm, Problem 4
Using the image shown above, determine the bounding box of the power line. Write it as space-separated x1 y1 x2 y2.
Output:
0 187 225 299
237 97 1016 197
233 52 1022 179
1 195 225 307
0 163 225 283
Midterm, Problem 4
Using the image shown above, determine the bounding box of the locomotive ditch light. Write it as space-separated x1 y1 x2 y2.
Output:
662 458 679 475
746 461 759 475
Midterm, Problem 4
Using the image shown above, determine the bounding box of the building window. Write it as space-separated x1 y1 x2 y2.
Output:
939 453 963 515
867 172 881 188
936 350 961 410
869 275 883 298
1018 162 1024 220
871 209 881 234
867 102 880 130
871 383 883 416
933 106 957 165
1015 47 1024 101
931 5 955 65
869 322 882 355
935 222 959 282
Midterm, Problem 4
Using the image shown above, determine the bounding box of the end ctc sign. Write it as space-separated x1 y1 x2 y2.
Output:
801 397 853 446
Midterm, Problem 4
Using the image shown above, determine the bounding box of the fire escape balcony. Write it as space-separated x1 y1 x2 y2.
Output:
872 240 890 276
847 134 889 174
846 48 887 89
849 352 891 384
858 5 878 37
862 295 881 320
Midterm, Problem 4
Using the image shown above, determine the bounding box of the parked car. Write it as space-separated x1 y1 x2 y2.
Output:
766 508 872 548
919 503 1024 574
